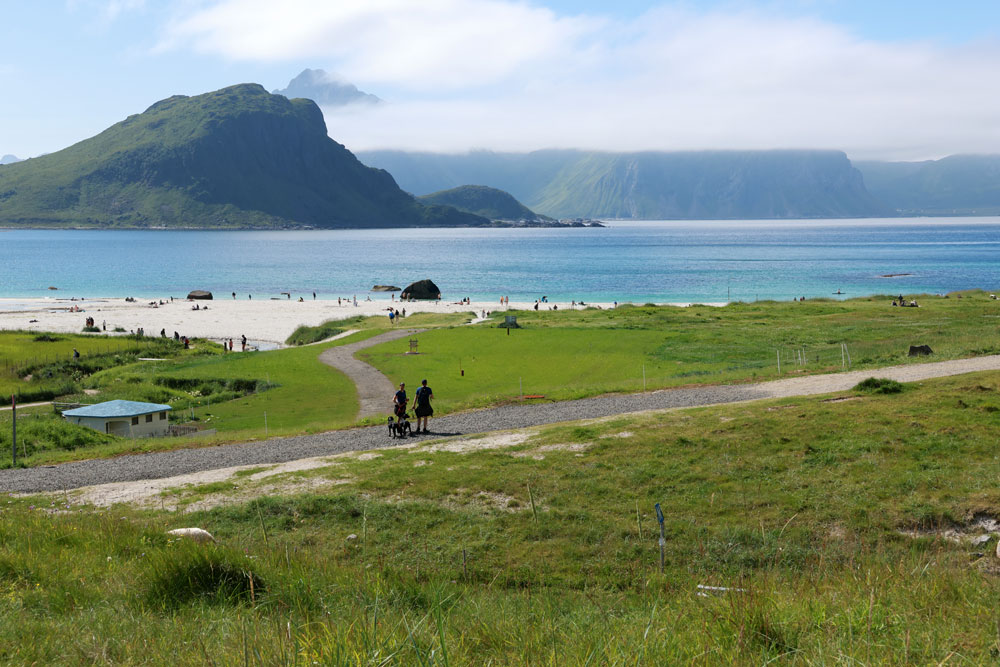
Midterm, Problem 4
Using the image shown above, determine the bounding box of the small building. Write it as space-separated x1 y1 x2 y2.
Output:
63 400 172 438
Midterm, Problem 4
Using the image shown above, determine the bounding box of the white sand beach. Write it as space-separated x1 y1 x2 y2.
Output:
0 295 656 347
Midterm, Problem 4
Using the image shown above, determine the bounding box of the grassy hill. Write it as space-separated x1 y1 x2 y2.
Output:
0 84 487 229
418 184 551 221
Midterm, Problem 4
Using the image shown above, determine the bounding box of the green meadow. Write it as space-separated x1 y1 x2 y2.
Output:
4 371 1000 663
1 291 998 466
363 291 1000 412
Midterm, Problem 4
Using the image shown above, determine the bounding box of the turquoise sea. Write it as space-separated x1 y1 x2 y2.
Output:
1 218 999 304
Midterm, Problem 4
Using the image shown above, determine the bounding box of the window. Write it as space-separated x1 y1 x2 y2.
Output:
131 417 139 426
159 412 167 420
145 414 153 423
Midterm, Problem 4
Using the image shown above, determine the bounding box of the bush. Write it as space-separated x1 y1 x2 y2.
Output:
853 377 904 394
286 322 345 346
145 545 265 608
32 334 63 342
82 326 100 333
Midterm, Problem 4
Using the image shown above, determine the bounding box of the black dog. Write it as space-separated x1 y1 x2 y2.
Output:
388 413 412 438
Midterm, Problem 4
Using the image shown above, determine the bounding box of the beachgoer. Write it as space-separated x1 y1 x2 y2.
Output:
401 308 406 317
174 331 179 340
241 334 247 352
183 337 189 350
72 348 79 359
249 294 252 300
412 379 434 433
389 310 395 324
393 382 407 419
102 320 106 331
232 292 236 299
229 339 233 351
160 328 166 337
534 302 539 310
313 292 316 300
338 297 342 306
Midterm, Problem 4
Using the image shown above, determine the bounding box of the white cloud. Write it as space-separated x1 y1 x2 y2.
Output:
160 1 1000 160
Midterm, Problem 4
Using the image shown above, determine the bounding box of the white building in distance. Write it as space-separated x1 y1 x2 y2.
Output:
63 400 172 437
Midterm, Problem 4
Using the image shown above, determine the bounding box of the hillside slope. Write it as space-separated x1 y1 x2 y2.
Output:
418 185 550 220
0 84 485 229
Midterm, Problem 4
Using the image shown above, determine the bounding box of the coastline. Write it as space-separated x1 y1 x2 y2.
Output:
0 296 712 347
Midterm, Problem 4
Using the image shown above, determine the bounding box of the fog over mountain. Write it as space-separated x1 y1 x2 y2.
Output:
273 69 382 107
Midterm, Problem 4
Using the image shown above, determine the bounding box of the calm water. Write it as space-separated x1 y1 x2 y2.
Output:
1 218 999 304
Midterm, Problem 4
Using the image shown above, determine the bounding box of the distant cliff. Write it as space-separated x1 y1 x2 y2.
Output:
359 149 890 219
856 155 1000 215
0 84 484 229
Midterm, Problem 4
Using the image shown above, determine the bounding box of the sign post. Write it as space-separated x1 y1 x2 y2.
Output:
655 502 665 573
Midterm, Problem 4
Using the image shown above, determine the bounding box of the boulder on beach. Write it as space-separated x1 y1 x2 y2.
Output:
400 279 441 300
187 290 213 300
372 285 401 292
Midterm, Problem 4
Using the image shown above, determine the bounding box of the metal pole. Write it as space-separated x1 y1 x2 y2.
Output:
11 394 16 467
655 503 665 574
264 411 268 437
777 350 781 374
643 364 646 391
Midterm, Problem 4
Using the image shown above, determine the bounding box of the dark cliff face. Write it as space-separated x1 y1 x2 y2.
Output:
0 84 485 228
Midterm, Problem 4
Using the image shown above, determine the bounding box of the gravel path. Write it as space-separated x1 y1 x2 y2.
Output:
317 328 422 419
3 354 999 494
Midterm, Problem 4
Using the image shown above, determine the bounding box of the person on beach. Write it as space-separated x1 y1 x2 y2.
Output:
412 379 434 433
393 382 407 419
232 292 236 299
241 334 247 351
73 348 80 359
389 309 396 325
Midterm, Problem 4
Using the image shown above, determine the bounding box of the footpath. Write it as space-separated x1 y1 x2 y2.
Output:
2 353 999 494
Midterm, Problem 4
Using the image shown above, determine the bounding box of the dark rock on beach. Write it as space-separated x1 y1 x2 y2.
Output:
400 279 441 300
187 290 213 300
371 285 401 292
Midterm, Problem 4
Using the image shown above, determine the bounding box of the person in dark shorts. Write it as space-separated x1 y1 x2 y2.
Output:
412 379 434 433
392 382 407 419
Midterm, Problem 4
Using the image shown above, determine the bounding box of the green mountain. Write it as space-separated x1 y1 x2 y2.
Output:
0 84 486 229
358 149 890 219
855 155 1000 215
418 185 550 221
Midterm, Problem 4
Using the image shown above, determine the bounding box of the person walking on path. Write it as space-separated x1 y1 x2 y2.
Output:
412 379 434 433
392 382 407 420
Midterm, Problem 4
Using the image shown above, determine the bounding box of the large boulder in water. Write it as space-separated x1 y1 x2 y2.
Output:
400 279 441 300
187 290 213 300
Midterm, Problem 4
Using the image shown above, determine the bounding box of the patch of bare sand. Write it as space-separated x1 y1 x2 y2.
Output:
69 455 344 509
418 431 532 453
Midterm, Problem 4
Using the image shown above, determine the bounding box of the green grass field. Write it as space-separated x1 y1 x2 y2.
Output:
4 371 1000 663
0 331 382 466
363 292 1000 411
2 293 998 466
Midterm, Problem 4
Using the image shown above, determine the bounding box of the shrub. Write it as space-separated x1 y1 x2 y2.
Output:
32 334 62 342
82 326 100 333
145 545 265 608
286 322 345 346
853 377 904 394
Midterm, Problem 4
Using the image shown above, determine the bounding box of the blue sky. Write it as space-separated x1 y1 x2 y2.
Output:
2 1 1000 160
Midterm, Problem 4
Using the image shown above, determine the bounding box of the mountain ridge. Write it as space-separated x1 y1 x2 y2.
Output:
358 149 889 219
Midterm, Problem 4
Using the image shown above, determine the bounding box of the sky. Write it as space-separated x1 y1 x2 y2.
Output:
2 1 1000 161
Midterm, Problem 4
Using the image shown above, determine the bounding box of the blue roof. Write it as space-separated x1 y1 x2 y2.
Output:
63 400 172 418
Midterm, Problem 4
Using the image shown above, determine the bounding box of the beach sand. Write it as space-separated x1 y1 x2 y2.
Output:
0 296 640 347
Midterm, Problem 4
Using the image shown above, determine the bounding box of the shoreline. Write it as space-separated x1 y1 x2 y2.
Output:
0 295 713 347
